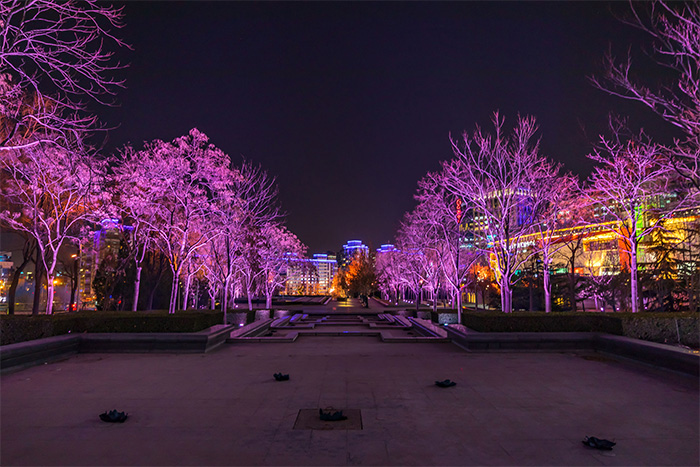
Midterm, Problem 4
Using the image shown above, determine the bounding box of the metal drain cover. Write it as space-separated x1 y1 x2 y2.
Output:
293 409 363 430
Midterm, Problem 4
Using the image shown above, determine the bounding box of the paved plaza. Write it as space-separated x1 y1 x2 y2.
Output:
1 301 698 466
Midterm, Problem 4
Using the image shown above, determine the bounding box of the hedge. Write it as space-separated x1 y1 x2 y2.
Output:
0 310 224 346
459 311 698 347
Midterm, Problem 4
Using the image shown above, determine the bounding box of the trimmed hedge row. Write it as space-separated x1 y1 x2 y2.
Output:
460 311 625 335
0 310 224 346
459 311 699 347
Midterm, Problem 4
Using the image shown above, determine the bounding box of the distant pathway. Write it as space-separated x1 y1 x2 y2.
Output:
316 297 380 314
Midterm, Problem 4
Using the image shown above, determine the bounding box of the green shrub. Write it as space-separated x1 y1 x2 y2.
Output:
460 311 699 347
0 310 224 345
460 311 624 335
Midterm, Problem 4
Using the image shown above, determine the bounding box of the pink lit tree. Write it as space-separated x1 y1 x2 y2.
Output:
375 246 403 304
120 129 231 314
396 215 437 310
583 124 693 313
530 173 579 313
444 113 560 313
413 169 479 319
231 162 281 310
591 0 699 192
0 0 126 151
0 139 106 313
110 145 162 311
257 223 306 309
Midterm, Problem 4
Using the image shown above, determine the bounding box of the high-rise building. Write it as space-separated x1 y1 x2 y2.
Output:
311 253 338 294
376 244 397 254
341 240 369 266
284 253 338 295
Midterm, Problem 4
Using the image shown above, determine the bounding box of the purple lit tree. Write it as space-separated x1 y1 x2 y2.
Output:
591 0 699 192
375 246 403 304
231 162 281 310
583 123 693 313
257 223 306 309
444 113 560 313
396 218 434 310
413 169 478 318
120 129 231 314
0 140 106 313
0 0 126 151
110 145 161 311
530 173 579 313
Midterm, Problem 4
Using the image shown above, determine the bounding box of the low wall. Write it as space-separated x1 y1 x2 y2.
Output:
1 311 225 346
1 324 235 374
444 326 699 376
458 312 699 348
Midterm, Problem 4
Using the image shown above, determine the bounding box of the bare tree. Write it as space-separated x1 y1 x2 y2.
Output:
531 174 579 313
257 223 306 309
375 246 403 304
0 0 126 151
444 113 560 313
583 124 693 313
0 139 105 313
413 169 478 319
121 129 231 314
110 145 161 311
232 161 281 310
591 0 699 190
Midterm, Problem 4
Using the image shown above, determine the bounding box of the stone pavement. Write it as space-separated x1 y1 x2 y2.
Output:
1 300 698 466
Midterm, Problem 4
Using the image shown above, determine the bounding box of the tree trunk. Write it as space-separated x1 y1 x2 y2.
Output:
630 239 640 313
500 280 512 313
543 265 551 313
456 286 462 323
45 273 55 314
32 250 44 315
266 293 272 309
247 285 253 311
222 278 229 313
183 274 192 311
169 275 179 314
8 255 31 315
568 272 577 311
132 265 142 312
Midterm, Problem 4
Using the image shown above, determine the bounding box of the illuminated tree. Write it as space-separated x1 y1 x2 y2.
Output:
0 0 126 151
0 140 105 313
444 113 560 313
257 223 306 308
531 173 579 313
230 162 281 310
398 209 444 312
375 246 403 303
412 169 478 317
120 129 231 314
583 124 693 313
591 0 699 192
345 250 376 305
330 268 348 299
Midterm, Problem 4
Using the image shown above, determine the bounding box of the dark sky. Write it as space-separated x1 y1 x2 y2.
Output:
99 1 677 255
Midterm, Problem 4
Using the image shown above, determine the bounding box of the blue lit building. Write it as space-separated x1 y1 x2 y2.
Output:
341 240 369 266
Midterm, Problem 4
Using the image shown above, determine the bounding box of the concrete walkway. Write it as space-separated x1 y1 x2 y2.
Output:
1 299 698 466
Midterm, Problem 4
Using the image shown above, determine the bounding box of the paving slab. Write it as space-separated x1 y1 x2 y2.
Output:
2 333 698 466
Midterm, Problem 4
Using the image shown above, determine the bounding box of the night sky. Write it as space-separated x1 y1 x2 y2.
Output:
99 1 679 255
